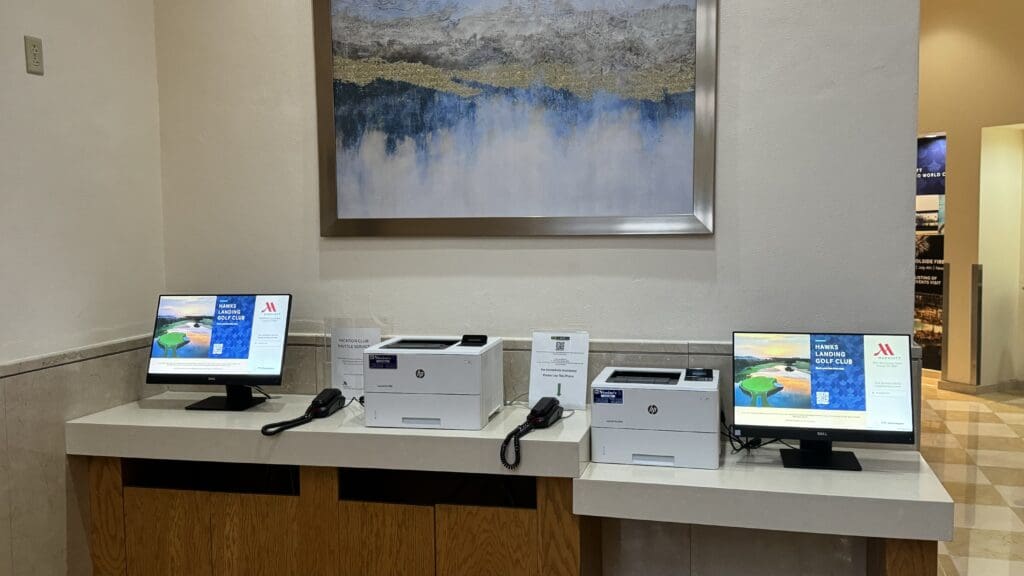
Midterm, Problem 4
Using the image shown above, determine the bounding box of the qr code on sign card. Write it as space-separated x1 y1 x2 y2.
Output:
213 343 223 355
816 391 829 405
555 341 565 351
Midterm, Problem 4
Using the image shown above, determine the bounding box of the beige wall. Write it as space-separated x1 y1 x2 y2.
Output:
0 0 166 363
1 1 165 573
978 127 1024 386
920 0 1024 384
974 127 1024 383
155 0 918 342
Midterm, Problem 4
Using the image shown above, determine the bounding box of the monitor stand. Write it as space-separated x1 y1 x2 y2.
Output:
780 439 862 472
185 384 265 411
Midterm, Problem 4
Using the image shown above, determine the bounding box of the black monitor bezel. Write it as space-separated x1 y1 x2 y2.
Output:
145 294 293 386
731 331 915 445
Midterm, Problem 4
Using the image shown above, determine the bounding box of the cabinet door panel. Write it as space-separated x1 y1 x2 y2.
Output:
436 504 538 576
124 488 211 576
210 493 301 576
339 501 435 576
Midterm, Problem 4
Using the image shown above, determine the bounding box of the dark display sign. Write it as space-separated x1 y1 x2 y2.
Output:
915 135 946 370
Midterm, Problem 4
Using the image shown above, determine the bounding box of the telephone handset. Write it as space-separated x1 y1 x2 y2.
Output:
261 388 346 436
307 388 345 417
527 397 563 428
500 397 563 470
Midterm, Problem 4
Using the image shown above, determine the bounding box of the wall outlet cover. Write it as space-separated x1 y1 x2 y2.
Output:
25 36 44 76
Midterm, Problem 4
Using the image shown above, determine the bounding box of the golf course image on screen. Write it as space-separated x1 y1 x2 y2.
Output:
733 333 812 409
150 296 216 358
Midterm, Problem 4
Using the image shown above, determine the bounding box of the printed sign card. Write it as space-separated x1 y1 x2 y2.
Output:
329 321 380 394
529 331 590 410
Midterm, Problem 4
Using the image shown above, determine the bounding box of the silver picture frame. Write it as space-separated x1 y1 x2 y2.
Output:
314 0 717 237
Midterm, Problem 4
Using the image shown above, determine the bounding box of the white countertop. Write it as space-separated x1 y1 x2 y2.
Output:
574 449 954 541
66 392 590 478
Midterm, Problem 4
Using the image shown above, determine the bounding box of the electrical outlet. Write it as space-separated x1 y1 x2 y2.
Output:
24 36 44 76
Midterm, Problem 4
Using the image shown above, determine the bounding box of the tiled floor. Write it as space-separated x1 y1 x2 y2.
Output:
921 378 1024 575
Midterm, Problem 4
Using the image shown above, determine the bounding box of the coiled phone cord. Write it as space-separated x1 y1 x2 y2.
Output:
500 422 535 470
261 411 314 436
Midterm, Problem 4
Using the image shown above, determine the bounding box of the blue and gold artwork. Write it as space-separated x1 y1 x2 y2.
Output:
331 0 697 218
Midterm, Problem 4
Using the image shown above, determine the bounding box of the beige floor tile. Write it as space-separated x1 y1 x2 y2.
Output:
928 381 1024 574
994 486 1024 509
983 393 1024 404
956 436 1024 452
922 417 950 433
922 433 965 449
938 554 959 576
930 463 991 485
921 446 975 465
935 389 981 402
994 412 1024 425
929 399 993 413
990 402 1024 414
939 410 1006 423
942 483 1009 505
951 556 1024 575
946 421 1019 438
981 467 1024 487
954 504 1024 532
945 528 1024 561
969 450 1024 469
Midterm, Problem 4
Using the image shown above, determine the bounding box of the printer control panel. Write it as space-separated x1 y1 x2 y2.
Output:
684 368 714 382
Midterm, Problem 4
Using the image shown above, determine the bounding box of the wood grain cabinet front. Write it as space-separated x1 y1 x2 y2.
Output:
339 501 435 576
124 488 212 576
91 460 589 576
436 504 540 576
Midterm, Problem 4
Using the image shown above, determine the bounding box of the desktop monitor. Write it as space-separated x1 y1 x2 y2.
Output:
146 294 292 411
732 332 914 471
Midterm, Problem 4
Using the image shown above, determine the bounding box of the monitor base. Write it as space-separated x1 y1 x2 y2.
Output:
780 440 862 471
185 385 265 412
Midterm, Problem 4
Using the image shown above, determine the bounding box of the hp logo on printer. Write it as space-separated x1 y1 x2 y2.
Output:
647 404 658 415
415 369 425 379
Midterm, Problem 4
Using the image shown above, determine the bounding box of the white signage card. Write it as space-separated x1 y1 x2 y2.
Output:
529 331 589 410
330 323 380 393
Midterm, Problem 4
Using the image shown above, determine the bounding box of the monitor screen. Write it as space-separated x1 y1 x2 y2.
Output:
732 333 913 437
146 295 291 383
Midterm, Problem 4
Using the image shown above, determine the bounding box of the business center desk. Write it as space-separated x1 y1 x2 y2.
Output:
68 393 952 576
67 392 594 576
576 451 953 576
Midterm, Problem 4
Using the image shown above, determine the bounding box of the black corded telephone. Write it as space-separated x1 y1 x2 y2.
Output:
261 388 346 436
500 397 564 470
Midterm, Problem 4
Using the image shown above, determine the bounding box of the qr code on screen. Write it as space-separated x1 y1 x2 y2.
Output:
816 391 829 405
213 343 223 355
555 341 565 352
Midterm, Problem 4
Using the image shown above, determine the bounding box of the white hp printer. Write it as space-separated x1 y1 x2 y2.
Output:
363 335 503 430
591 367 720 469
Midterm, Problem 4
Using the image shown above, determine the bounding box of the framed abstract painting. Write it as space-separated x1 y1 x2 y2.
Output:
315 0 716 236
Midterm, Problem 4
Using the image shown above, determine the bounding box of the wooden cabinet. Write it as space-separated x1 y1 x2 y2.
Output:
89 457 127 576
90 459 588 576
436 504 539 576
124 488 211 576
211 493 302 576
339 501 435 576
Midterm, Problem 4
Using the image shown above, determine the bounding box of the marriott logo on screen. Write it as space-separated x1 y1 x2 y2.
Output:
261 302 278 314
873 343 896 357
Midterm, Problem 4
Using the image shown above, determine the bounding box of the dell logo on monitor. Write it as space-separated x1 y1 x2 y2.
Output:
817 431 828 437
207 377 216 382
